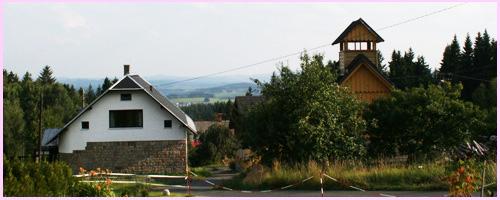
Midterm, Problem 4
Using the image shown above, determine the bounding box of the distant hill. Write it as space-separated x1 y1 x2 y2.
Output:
58 74 268 103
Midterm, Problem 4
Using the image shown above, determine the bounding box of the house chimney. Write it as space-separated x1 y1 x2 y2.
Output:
124 65 130 76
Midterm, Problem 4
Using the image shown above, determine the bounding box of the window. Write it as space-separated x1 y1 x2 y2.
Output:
348 42 355 50
164 120 172 128
121 94 132 101
82 121 89 129
109 110 143 128
360 42 367 50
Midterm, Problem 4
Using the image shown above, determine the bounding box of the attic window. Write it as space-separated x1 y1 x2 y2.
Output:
121 94 132 101
109 110 143 128
164 120 172 128
82 121 89 129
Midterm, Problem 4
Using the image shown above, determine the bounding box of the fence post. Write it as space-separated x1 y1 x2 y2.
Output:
480 160 487 197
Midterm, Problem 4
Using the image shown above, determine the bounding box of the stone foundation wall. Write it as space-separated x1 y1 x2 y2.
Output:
60 140 186 174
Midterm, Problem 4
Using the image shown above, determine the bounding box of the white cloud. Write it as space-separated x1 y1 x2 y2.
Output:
52 4 89 30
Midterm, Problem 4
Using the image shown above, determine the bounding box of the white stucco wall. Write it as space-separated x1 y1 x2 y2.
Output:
58 90 188 153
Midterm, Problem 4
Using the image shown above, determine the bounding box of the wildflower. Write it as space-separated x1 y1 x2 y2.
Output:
458 166 465 174
96 184 101 191
90 170 97 177
465 176 472 183
105 178 112 186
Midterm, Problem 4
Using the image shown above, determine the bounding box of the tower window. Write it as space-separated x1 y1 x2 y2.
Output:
360 42 367 50
348 42 355 50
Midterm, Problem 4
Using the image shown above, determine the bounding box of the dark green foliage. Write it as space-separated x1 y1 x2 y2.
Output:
365 82 489 161
3 158 78 196
440 35 462 84
388 48 433 89
181 100 233 121
37 65 56 85
376 50 389 76
85 84 96 103
472 78 496 109
245 86 253 96
3 82 26 159
3 67 94 159
190 124 240 166
438 30 496 101
240 53 367 165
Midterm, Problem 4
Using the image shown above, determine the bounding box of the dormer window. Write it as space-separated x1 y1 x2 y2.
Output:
121 94 132 101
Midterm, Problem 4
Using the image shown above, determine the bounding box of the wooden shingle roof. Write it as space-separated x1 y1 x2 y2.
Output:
332 18 384 45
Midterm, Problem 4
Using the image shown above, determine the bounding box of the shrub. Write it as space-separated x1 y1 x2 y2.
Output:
365 82 489 161
190 124 240 166
3 158 77 196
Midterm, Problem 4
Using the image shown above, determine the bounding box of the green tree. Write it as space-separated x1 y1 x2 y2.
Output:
439 35 462 83
376 50 388 76
389 48 433 89
19 72 40 158
85 84 96 103
245 87 253 96
471 78 496 109
3 84 26 159
190 124 240 166
241 53 366 164
365 82 488 161
37 66 56 85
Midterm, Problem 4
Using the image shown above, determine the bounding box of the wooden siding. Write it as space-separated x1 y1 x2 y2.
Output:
343 24 378 42
341 63 391 103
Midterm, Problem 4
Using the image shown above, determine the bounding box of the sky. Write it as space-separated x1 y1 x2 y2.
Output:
3 2 497 79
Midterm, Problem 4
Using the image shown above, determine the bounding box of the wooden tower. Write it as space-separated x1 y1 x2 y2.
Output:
333 18 393 103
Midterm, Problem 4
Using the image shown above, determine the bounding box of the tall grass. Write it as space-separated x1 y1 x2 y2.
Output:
222 159 496 191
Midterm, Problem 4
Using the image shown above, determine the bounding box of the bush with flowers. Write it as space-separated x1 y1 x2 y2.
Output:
72 167 115 197
447 159 481 197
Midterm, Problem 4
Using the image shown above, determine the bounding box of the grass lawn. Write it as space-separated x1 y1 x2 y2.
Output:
110 182 192 197
222 160 497 191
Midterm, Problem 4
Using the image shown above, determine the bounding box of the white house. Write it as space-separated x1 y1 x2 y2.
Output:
43 65 197 174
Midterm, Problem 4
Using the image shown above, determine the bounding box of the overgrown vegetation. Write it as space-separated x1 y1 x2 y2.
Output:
3 158 115 197
190 124 240 166
239 53 367 165
181 100 233 121
223 160 496 191
3 158 77 196
365 82 490 161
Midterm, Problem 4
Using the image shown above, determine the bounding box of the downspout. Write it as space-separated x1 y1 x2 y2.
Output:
185 130 189 174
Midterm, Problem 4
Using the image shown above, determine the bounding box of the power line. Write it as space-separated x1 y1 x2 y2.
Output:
160 44 331 86
449 73 496 83
155 3 466 87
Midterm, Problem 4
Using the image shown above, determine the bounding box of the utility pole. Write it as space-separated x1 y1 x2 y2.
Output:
37 91 43 162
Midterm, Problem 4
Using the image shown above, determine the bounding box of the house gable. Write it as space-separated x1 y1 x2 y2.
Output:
340 55 392 103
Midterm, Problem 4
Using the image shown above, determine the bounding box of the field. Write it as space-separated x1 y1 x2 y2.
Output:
171 97 230 104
